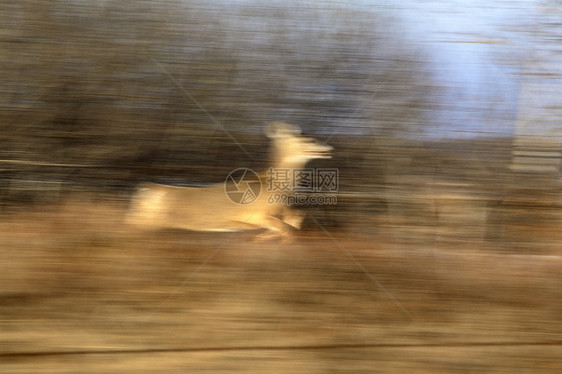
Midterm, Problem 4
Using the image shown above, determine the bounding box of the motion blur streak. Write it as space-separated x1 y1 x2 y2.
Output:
1 1 561 373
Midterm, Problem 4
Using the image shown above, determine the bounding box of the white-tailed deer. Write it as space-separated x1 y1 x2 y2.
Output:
126 122 333 240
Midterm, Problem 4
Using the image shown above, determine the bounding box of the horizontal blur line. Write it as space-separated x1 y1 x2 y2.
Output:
512 147 562 152
8 179 63 183
0 160 99 167
512 151 562 158
3 341 562 358
512 162 560 168
513 145 562 150
438 40 506 44
513 156 562 165
510 165 560 172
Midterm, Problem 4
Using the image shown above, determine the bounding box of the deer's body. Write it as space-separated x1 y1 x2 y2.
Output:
126 122 332 239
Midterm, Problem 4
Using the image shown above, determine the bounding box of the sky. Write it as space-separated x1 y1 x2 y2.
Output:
391 0 536 138
195 0 560 139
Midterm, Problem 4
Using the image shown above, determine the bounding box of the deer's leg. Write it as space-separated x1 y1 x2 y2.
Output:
246 215 295 242
282 208 306 230
126 188 167 228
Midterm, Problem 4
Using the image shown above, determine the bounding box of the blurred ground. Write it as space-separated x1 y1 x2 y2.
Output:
0 192 561 373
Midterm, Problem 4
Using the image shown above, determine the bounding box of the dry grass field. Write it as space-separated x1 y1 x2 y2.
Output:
1 195 561 373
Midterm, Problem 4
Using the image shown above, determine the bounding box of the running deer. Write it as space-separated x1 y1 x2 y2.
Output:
126 122 333 240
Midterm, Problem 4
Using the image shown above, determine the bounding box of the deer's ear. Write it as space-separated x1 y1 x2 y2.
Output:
265 122 301 139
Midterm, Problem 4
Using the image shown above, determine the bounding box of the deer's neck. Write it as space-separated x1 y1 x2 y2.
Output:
262 145 310 193
270 145 308 171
